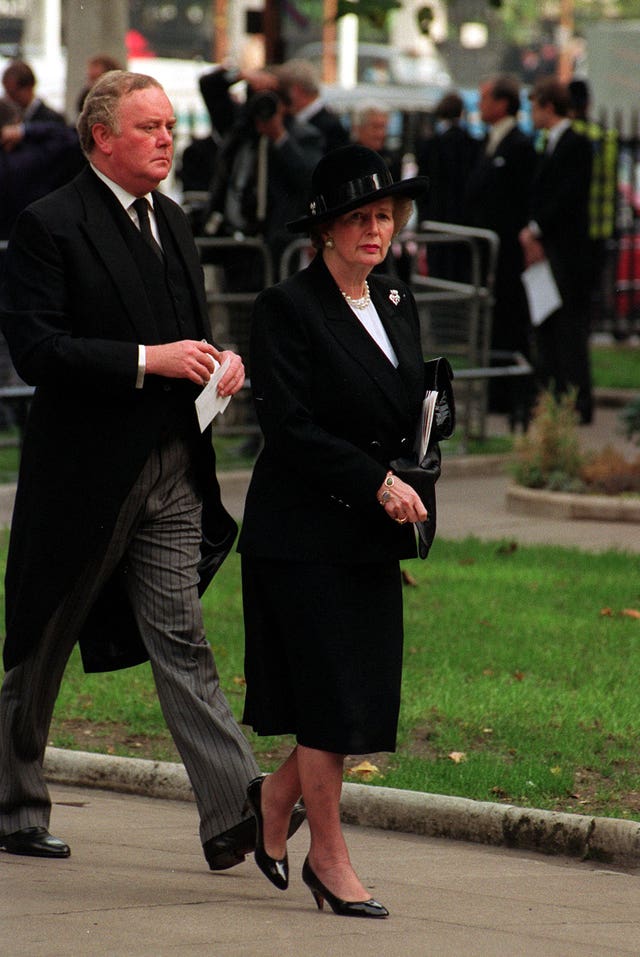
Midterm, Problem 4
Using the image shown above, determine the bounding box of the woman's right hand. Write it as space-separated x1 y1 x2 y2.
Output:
376 472 427 525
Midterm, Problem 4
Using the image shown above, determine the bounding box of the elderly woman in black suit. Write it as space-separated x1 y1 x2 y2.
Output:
238 145 430 918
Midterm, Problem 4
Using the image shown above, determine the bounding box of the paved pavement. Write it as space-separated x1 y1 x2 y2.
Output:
1 397 640 956
2 783 639 957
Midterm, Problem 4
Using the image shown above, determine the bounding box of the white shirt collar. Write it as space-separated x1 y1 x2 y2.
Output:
296 97 324 123
90 164 154 212
546 118 572 154
486 115 517 155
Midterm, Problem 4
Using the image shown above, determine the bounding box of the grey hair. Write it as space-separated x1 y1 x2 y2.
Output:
277 58 320 97
353 102 390 128
76 70 163 156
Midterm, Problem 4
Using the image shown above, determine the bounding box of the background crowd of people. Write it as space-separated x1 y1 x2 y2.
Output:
0 52 619 431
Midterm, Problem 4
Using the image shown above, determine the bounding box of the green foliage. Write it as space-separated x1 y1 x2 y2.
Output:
511 391 585 491
336 0 401 29
619 396 640 447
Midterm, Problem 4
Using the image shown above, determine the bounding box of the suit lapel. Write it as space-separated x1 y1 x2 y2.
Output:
76 170 160 342
307 257 418 416
154 193 210 335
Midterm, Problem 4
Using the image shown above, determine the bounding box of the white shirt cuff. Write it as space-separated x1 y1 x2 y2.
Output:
136 344 146 389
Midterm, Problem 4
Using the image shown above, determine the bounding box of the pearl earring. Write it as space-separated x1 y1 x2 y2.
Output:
325 237 335 249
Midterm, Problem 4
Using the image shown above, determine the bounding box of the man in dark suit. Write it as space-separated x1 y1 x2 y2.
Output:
0 101 85 240
276 59 349 154
2 60 66 124
418 90 481 282
0 71 269 869
465 75 536 422
519 77 593 424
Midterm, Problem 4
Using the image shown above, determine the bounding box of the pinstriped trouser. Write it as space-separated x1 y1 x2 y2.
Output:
0 434 259 844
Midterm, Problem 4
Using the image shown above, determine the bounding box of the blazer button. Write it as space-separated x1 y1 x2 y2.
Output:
163 384 172 392
400 437 408 447
369 440 381 450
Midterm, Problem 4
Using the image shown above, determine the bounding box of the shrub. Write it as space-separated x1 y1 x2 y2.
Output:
581 446 640 495
511 391 585 490
619 396 640 447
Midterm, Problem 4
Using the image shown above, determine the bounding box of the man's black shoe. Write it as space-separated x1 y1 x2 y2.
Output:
203 817 255 870
1 826 71 858
203 800 307 871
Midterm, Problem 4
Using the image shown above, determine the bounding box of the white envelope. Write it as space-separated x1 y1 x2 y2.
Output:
521 259 563 327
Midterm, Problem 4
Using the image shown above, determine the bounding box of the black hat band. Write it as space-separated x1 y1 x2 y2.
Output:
308 170 395 218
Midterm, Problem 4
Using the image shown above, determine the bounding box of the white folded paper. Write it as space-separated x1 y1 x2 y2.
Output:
417 390 438 461
195 357 232 432
521 259 562 327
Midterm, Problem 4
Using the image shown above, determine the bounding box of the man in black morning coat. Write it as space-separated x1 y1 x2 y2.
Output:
0 71 267 869
465 74 537 422
519 77 593 424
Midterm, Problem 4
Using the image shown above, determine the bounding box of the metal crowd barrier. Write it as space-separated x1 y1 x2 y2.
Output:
0 227 532 456
406 222 533 447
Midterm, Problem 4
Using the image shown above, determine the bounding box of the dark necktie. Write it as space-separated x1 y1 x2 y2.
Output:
132 197 164 261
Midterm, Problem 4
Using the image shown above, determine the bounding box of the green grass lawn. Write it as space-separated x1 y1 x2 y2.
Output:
2 533 638 821
591 343 639 390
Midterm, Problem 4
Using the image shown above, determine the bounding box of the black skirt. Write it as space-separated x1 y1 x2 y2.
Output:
241 557 404 754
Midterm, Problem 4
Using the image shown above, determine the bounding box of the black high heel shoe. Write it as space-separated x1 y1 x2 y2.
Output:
245 776 289 890
302 857 389 918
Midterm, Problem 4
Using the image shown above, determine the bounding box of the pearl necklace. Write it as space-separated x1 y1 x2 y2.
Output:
341 281 371 310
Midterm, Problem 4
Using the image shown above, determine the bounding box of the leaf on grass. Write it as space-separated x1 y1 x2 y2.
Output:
233 675 247 686
482 668 495 677
513 670 525 681
458 557 476 566
490 786 509 799
448 751 467 764
550 766 562 775
402 569 418 587
600 607 613 617
621 608 640 619
346 760 380 779
496 541 518 555
482 727 493 735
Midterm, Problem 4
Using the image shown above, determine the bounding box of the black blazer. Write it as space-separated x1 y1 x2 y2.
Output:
465 126 536 247
308 105 350 153
238 255 425 563
0 167 235 672
529 125 592 303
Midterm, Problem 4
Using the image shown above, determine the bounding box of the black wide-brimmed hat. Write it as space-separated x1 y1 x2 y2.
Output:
286 144 429 233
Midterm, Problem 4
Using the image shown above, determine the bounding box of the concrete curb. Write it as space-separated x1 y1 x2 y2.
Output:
506 482 640 523
44 747 640 866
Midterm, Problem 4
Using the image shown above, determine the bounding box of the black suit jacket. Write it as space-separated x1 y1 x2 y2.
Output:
529 125 592 306
238 255 425 564
27 99 66 125
465 126 536 247
0 167 235 672
307 104 350 153
465 125 536 352
418 124 481 225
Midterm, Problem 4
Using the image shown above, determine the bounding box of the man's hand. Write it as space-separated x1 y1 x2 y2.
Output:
519 226 546 267
145 340 245 394
0 124 24 151
213 348 245 396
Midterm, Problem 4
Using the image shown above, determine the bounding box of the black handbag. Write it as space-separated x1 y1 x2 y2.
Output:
390 357 455 559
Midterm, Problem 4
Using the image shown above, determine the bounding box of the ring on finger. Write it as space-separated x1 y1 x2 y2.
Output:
396 516 408 524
